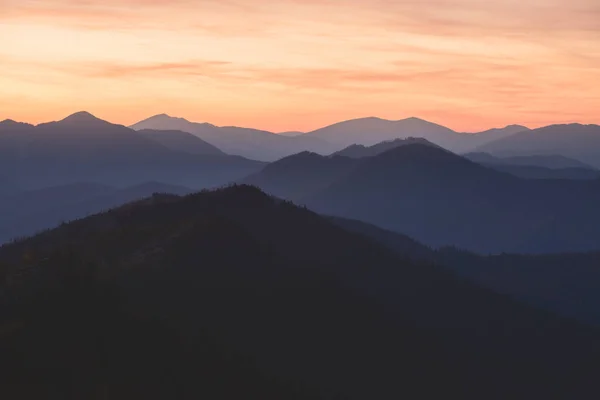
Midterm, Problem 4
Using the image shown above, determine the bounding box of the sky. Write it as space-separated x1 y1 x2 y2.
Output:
1 0 599 132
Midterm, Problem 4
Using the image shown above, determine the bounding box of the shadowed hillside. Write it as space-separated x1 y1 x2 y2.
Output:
1 186 599 399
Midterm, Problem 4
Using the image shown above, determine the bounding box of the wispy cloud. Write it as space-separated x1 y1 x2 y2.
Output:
0 0 599 131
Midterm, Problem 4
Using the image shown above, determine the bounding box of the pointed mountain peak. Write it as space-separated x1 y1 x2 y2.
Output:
60 111 105 124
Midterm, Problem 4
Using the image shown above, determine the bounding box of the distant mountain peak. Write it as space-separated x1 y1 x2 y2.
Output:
146 113 191 123
0 119 34 129
60 111 105 124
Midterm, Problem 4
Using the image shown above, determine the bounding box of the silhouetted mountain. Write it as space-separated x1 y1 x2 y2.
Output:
1 185 599 399
131 114 335 161
478 123 600 168
137 129 225 156
0 112 264 190
464 152 600 180
242 152 359 201
308 116 469 151
307 117 530 153
460 125 530 149
487 164 600 180
0 182 193 244
465 152 595 170
248 143 600 253
332 137 442 158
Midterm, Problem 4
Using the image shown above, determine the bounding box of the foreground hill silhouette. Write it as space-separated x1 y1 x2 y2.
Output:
1 185 599 399
478 123 600 168
0 182 192 244
0 112 263 189
246 144 600 253
131 114 334 161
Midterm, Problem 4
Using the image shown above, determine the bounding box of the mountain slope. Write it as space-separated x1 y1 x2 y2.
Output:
137 129 225 156
478 123 600 168
131 114 334 161
242 152 359 201
0 185 599 399
459 125 530 150
0 112 264 189
465 152 595 170
485 164 600 180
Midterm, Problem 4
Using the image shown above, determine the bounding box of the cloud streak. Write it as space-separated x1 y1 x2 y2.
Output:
0 0 599 131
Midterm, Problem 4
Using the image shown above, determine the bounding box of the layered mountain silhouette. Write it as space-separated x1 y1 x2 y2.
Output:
0 181 192 244
465 152 594 170
307 116 466 151
137 129 225 156
306 117 527 153
478 123 600 168
332 137 441 158
1 185 599 399
131 114 334 161
131 114 533 159
460 124 530 148
246 143 600 253
242 152 359 201
464 152 600 180
0 112 263 190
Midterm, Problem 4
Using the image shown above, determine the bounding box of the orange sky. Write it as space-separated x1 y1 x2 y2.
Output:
1 0 599 132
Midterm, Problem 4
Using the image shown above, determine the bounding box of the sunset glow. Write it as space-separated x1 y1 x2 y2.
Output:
1 0 599 131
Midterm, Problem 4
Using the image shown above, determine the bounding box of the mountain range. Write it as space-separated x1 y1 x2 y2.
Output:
464 152 600 180
130 114 534 159
0 112 264 190
477 123 600 168
130 114 335 161
1 185 599 399
244 142 600 253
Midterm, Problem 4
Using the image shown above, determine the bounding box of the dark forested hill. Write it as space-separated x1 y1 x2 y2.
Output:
0 182 193 244
0 185 599 399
